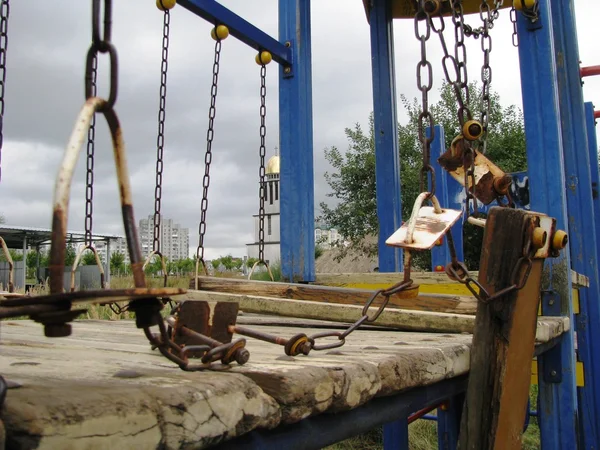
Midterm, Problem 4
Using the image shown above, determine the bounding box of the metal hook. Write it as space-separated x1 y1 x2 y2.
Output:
70 244 106 292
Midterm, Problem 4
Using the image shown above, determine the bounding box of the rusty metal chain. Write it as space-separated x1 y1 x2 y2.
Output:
415 0 435 197
445 217 536 304
451 0 472 125
145 309 249 370
196 32 223 269
86 0 117 111
258 62 267 262
510 7 519 47
84 53 97 247
479 0 494 155
152 6 171 254
0 0 9 183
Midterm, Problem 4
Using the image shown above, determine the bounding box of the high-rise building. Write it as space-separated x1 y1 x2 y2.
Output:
139 215 190 262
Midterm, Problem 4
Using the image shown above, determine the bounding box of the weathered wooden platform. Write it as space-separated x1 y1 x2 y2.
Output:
0 315 569 449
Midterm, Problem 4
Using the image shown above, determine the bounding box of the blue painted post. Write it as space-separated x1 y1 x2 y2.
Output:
383 418 409 450
515 2 579 448
552 3 600 447
430 125 464 270
585 102 600 286
369 0 402 273
279 0 315 282
437 394 463 450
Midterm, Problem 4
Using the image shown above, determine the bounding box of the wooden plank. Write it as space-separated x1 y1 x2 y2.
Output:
0 316 569 448
191 276 478 315
458 208 547 449
315 271 473 286
178 290 476 333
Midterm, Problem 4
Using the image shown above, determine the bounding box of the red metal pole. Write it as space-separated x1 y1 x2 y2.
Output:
581 65 600 78
595 111 600 120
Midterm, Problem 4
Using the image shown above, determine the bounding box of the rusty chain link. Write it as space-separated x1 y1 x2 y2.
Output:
510 6 519 47
86 0 117 110
152 5 171 255
445 217 536 304
0 0 9 183
196 31 223 272
84 53 97 247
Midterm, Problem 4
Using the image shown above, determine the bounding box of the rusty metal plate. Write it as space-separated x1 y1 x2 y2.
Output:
386 207 462 250
438 137 511 205
0 287 186 307
211 302 239 344
174 301 211 347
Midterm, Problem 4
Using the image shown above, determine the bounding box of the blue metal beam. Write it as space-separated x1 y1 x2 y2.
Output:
278 0 314 282
516 2 579 448
383 418 409 450
585 102 600 297
430 125 452 271
178 0 292 67
437 394 463 450
552 2 600 447
369 0 402 273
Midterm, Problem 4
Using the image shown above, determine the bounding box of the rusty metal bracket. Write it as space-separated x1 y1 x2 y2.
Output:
438 135 513 205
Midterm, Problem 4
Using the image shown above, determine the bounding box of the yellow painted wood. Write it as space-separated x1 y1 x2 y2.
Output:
531 360 584 387
572 288 580 315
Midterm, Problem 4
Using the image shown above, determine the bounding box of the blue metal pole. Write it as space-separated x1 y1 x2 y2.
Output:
552 2 600 447
585 102 600 290
436 394 463 450
515 2 579 448
178 0 292 66
383 418 409 450
279 0 315 282
369 0 402 273
430 125 465 270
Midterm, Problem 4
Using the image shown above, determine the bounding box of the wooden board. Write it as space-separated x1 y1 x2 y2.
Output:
178 290 476 333
191 276 478 315
458 208 547 449
0 316 569 449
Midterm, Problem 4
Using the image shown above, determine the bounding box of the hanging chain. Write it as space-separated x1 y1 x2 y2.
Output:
153 7 171 254
85 0 118 110
415 1 435 197
479 0 494 155
258 63 267 262
84 55 97 247
196 35 223 266
0 0 8 183
451 0 472 125
510 6 519 47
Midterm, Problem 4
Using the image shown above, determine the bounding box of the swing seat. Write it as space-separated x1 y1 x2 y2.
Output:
361 0 511 21
386 193 462 250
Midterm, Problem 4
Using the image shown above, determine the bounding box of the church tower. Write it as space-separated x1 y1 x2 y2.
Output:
246 151 280 264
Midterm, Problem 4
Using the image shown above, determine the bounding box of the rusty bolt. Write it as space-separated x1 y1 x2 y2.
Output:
424 0 441 14
44 323 72 338
284 67 291 74
235 348 251 365
493 175 512 196
532 227 548 250
551 230 568 251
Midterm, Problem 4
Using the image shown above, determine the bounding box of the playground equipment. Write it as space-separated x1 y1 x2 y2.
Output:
0 0 599 448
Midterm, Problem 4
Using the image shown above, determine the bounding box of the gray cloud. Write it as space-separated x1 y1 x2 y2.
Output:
1 0 599 262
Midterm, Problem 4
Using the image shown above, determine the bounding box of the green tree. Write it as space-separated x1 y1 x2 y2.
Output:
320 81 527 270
246 257 258 269
110 251 125 275
233 258 243 271
176 257 194 275
82 251 102 266
220 255 234 271
65 244 76 266
211 258 221 271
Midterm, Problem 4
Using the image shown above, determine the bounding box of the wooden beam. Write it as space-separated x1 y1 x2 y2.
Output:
191 276 478 315
458 207 548 449
178 289 476 334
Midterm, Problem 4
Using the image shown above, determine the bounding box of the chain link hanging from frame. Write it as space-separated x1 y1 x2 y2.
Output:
0 0 9 183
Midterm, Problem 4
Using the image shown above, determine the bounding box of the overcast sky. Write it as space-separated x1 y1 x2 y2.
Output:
1 0 599 260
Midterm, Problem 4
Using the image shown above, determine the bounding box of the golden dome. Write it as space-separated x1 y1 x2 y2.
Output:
265 155 280 175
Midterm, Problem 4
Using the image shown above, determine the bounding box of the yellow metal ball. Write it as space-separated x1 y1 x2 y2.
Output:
156 0 176 11
462 120 483 141
210 25 230 41
255 51 273 66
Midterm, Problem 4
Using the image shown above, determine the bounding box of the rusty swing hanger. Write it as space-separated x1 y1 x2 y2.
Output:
248 50 275 282
142 0 174 293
